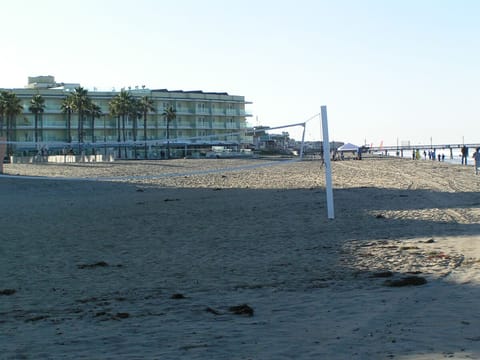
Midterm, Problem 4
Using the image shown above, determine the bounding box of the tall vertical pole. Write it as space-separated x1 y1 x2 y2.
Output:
321 106 335 219
299 123 306 160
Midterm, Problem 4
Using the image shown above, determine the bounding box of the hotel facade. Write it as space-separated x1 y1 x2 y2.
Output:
2 76 252 158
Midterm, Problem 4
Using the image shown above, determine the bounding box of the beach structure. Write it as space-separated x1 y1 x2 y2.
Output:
337 143 358 153
0 76 252 160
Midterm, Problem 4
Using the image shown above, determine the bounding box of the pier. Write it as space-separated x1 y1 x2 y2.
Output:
367 143 480 159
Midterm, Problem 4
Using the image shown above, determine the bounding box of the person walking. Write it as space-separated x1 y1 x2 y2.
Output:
474 148 480 175
461 145 469 165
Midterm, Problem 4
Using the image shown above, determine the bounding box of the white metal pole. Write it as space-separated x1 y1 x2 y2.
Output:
299 123 306 160
321 106 335 219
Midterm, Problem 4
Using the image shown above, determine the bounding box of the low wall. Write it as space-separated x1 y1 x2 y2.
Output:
10 154 115 164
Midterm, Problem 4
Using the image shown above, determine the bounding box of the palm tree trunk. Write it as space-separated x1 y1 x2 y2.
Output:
122 114 127 158
40 113 43 142
78 113 81 142
7 115 13 156
133 116 137 159
78 112 83 155
39 113 43 142
143 113 147 159
67 112 72 143
91 115 95 155
117 116 121 158
6 116 10 156
34 113 38 143
166 121 170 159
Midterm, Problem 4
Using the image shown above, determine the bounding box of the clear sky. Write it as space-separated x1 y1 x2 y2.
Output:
1 0 479 145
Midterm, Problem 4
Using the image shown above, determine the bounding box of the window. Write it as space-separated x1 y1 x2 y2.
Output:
197 117 208 128
197 103 206 113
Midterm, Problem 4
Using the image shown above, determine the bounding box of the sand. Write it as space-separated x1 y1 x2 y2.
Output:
1 157 480 359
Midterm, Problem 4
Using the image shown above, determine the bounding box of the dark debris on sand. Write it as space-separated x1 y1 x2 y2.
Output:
205 304 255 316
228 304 254 316
171 293 186 299
384 275 427 287
0 289 16 296
77 261 109 269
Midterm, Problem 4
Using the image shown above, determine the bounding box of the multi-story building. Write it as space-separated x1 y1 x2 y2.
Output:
2 76 252 158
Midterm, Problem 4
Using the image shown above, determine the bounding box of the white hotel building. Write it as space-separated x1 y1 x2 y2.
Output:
4 76 252 158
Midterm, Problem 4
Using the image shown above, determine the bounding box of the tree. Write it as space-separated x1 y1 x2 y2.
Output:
0 91 8 137
0 92 8 161
109 89 132 158
128 98 140 143
108 99 121 158
61 94 75 143
71 87 90 145
1 91 23 156
128 98 142 159
138 96 155 159
29 94 46 143
86 102 102 154
162 105 176 159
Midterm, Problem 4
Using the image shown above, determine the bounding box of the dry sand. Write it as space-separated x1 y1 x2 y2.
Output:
1 157 480 359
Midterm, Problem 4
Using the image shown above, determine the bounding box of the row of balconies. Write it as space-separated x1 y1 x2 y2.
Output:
15 121 244 130
24 108 251 117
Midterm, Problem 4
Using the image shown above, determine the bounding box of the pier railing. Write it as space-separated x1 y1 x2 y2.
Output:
367 143 480 152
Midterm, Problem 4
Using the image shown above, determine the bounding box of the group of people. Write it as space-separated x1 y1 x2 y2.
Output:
412 149 445 161
411 145 480 175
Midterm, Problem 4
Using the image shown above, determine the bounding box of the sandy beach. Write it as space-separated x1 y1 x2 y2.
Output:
1 157 480 359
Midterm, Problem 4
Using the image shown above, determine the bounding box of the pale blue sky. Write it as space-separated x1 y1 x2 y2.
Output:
1 0 479 145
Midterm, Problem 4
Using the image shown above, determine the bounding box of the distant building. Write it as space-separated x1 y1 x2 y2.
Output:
2 76 252 158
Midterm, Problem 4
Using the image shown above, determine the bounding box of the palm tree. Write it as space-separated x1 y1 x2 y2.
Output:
138 96 155 159
71 87 90 145
86 102 102 155
162 105 176 159
129 98 140 142
2 92 23 156
29 94 46 143
109 89 132 158
61 94 75 143
108 99 121 158
128 98 142 159
0 91 8 137
0 92 8 161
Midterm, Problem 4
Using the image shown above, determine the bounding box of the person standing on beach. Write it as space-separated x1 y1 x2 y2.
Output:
461 145 469 165
473 148 480 175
